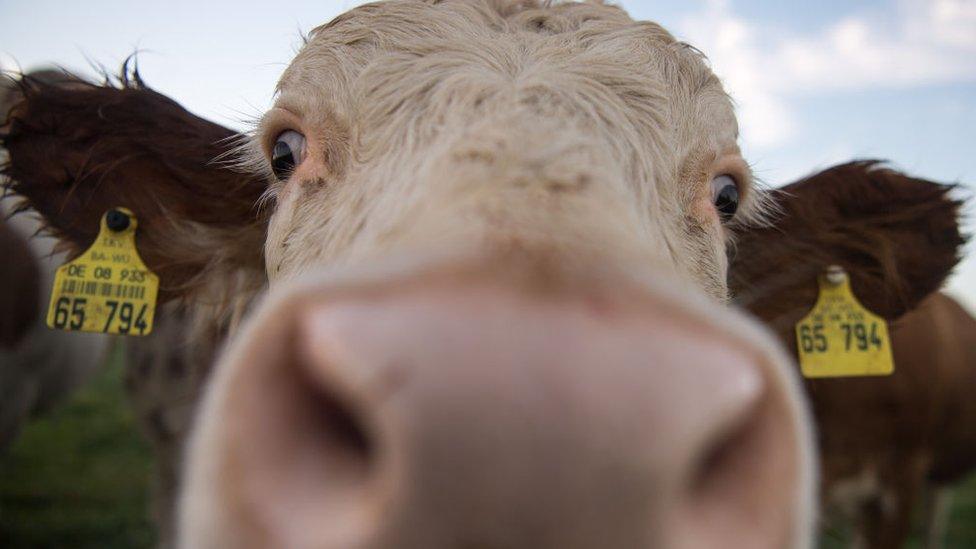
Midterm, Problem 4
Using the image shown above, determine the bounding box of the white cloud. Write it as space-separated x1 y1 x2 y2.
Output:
675 0 976 313
775 5 976 92
918 0 976 49
676 0 976 150
678 0 797 148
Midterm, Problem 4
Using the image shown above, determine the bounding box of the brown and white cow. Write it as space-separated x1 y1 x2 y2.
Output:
730 163 973 548
0 66 256 547
0 203 109 451
0 71 110 452
824 291 976 549
0 2 967 548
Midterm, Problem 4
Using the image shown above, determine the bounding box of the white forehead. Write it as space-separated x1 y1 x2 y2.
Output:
272 0 737 150
256 0 745 299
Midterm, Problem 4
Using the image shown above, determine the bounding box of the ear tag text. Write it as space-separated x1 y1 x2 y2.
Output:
46 208 159 336
795 266 894 378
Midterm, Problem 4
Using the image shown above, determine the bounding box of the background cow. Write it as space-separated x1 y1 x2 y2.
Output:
0 66 252 548
0 71 109 453
0 193 110 455
0 1 968 548
836 291 976 549
731 164 974 548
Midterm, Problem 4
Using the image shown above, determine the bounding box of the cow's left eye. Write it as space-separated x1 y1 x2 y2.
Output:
711 175 739 222
271 130 306 180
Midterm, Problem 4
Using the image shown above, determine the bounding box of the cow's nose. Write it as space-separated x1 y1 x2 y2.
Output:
183 282 808 549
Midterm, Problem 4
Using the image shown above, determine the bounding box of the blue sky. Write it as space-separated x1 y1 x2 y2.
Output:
2 0 975 311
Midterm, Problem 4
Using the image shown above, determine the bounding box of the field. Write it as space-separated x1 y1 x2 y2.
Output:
0 351 974 548
0 347 155 549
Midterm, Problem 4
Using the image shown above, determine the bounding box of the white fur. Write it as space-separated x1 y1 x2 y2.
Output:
182 1 816 546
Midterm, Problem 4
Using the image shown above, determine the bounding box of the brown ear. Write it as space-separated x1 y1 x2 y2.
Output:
730 160 967 337
1 68 267 304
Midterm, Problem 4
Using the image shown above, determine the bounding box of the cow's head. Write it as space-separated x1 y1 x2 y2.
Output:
1 1 964 548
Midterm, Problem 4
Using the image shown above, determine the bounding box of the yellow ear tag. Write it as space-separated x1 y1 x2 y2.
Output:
46 208 159 336
795 266 894 378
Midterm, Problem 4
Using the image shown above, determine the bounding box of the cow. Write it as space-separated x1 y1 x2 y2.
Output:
730 165 975 548
0 71 110 452
0 197 110 454
0 2 966 548
0 67 247 548
845 292 976 549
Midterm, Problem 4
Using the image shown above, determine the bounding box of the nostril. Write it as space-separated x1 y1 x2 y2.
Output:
243 336 379 486
689 396 765 504
301 364 375 471
682 369 798 549
218 313 385 548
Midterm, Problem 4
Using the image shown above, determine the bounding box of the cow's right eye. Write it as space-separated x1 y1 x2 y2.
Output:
271 130 306 180
711 174 740 222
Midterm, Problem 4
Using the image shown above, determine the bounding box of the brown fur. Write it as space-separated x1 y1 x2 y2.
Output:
730 160 965 326
809 292 976 548
924 295 976 485
0 215 39 348
730 162 970 547
1 67 268 305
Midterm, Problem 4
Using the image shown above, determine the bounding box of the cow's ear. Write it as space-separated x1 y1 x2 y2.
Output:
729 160 967 334
1 69 268 304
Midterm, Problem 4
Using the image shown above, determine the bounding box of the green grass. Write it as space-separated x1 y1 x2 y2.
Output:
0 349 973 548
817 474 976 548
906 474 976 548
947 475 976 546
0 345 155 549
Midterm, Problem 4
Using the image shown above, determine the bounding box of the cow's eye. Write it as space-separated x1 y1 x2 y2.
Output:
711 175 739 222
271 130 306 180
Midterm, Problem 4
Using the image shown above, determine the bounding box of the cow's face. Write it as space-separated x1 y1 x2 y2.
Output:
258 1 754 302
179 3 813 548
1 1 965 549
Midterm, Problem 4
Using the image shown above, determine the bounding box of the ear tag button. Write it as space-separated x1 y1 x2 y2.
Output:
46 208 159 336
795 266 894 378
